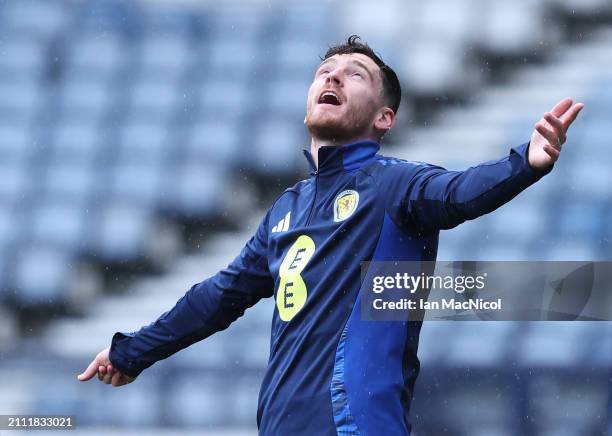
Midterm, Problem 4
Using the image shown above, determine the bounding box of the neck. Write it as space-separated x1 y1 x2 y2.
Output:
310 135 376 167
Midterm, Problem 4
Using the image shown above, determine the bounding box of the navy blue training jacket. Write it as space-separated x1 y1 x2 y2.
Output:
109 140 552 435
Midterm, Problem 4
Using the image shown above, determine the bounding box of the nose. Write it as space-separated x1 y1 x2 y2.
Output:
326 66 343 87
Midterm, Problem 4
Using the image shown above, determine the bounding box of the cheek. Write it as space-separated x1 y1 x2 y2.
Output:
306 84 319 110
349 88 378 114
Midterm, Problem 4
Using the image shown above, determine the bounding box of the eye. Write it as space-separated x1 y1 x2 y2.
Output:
353 72 363 78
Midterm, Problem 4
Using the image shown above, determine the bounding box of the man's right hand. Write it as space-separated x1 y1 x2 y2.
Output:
77 347 136 387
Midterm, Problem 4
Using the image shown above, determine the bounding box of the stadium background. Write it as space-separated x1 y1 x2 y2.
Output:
0 0 610 435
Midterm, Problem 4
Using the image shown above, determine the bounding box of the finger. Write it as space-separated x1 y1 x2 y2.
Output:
111 371 122 387
550 97 573 117
77 359 99 382
543 144 560 161
97 365 106 381
98 366 105 381
561 103 584 129
535 123 559 147
543 112 566 143
107 364 114 374
103 371 113 384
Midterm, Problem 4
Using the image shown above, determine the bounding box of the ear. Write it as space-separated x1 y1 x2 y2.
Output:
373 107 395 132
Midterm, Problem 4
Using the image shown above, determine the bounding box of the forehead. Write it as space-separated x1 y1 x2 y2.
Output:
319 53 381 74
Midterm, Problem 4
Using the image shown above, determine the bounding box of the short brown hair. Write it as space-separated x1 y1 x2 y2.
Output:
322 35 401 114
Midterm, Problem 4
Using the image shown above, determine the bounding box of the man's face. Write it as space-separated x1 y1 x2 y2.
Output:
305 53 386 143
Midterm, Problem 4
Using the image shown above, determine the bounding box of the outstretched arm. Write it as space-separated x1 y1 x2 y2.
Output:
400 98 584 233
78 211 274 385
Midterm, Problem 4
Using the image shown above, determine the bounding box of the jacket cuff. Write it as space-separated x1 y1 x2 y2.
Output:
511 141 554 181
109 331 142 379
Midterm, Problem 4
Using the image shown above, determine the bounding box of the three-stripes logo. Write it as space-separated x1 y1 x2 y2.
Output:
272 211 291 233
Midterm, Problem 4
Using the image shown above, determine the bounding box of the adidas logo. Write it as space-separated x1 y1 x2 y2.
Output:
272 211 291 233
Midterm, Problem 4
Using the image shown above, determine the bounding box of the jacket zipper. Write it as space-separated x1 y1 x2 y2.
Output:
305 171 319 225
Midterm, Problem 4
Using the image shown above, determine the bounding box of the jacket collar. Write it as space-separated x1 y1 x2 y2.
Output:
302 140 380 177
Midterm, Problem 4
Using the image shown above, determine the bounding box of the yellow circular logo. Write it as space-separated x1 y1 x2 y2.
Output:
276 235 316 321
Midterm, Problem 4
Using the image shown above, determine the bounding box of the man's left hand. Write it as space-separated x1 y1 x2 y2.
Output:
528 97 584 171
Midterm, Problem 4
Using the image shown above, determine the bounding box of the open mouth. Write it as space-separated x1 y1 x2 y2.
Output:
318 90 342 106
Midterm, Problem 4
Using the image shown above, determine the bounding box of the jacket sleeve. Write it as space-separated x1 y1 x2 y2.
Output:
108 210 274 378
389 141 553 233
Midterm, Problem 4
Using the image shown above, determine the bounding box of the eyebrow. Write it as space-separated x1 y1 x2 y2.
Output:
317 58 335 71
317 58 374 80
351 59 374 80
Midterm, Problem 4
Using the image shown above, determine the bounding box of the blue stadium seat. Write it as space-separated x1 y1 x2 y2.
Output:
519 323 605 367
275 40 325 73
29 200 88 249
400 37 480 96
336 0 405 49
0 0 67 39
87 203 154 262
138 36 191 78
140 6 198 40
0 121 36 162
558 199 605 238
174 333 234 367
0 161 31 206
162 161 229 218
51 119 104 165
206 40 258 79
208 5 264 43
72 0 141 36
566 158 611 200
0 79 44 122
117 120 169 164
445 322 518 366
489 201 544 245
186 118 242 166
264 78 309 119
0 38 45 76
250 118 304 176
65 35 125 79
12 243 73 305
58 79 114 121
198 77 253 115
476 0 552 56
545 240 599 261
42 160 101 203
106 162 164 206
127 77 181 119
166 374 233 426
417 0 479 44
79 380 158 426
0 206 24 249
579 122 608 156
272 1 333 36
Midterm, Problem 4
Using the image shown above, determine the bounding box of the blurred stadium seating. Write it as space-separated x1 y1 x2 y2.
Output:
0 0 610 435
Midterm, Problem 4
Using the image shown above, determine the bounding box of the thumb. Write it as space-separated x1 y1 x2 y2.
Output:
77 358 99 381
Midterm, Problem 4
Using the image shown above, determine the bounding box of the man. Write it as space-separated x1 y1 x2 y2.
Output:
78 35 584 435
